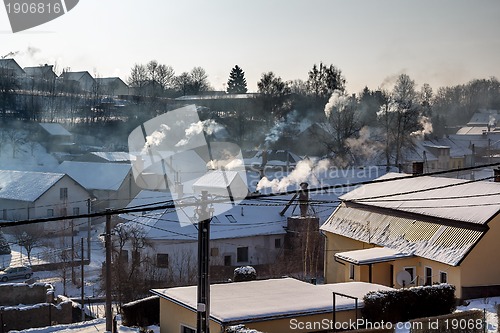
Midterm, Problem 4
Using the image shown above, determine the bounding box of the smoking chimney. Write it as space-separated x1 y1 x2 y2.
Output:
412 161 424 175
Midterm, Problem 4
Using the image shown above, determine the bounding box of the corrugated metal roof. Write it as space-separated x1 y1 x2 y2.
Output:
340 173 500 225
335 247 413 265
320 204 484 266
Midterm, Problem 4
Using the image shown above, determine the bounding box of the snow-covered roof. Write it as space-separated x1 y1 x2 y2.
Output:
339 173 500 225
192 170 241 189
23 65 56 77
321 202 485 266
335 247 413 265
0 170 65 202
59 71 93 81
119 190 288 240
39 123 72 136
57 161 131 191
151 278 393 324
88 152 135 162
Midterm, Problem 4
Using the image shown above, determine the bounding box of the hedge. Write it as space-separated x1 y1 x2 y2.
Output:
362 284 456 323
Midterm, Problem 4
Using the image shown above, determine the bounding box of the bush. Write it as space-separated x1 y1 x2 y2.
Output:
0 231 10 255
362 284 456 323
225 324 265 333
233 266 257 282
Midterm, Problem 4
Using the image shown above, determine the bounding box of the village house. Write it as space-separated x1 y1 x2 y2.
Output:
118 189 288 281
38 122 74 153
402 137 473 174
0 170 90 233
57 161 140 212
59 71 95 92
320 171 500 300
95 77 129 96
0 58 25 76
23 64 57 92
151 277 394 333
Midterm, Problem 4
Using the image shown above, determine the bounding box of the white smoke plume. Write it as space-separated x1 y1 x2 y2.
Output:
489 115 496 128
345 127 384 164
141 124 171 154
264 110 299 147
175 119 224 147
207 158 244 171
410 116 433 138
256 158 330 192
324 90 350 118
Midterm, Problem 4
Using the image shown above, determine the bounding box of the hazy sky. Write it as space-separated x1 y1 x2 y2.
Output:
1 0 499 93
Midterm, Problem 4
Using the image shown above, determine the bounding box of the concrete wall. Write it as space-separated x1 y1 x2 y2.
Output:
0 298 72 331
0 283 50 305
0 283 72 331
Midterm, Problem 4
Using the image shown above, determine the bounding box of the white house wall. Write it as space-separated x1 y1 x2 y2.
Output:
0 176 89 234
125 234 285 273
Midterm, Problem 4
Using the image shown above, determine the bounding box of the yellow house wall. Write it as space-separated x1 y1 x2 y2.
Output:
160 297 359 333
159 299 222 333
325 233 463 297
460 215 500 289
323 233 374 283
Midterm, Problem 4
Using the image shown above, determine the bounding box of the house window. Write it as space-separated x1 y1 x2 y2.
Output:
181 325 195 333
210 247 219 257
60 207 67 217
2 209 7 220
237 247 249 263
440 271 448 284
47 209 54 217
73 207 80 216
349 264 355 280
60 188 68 200
225 214 237 223
157 253 169 268
224 255 231 266
275 238 281 248
404 267 416 285
425 267 432 286
119 250 129 263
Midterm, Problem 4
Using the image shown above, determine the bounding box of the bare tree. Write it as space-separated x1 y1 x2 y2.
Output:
5 128 26 158
10 224 43 265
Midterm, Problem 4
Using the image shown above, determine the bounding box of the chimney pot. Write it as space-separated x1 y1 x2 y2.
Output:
494 168 500 182
412 162 424 175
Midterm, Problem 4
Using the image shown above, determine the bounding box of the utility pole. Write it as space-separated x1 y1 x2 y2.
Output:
105 212 112 332
71 220 75 283
87 198 91 261
81 237 85 322
197 191 211 333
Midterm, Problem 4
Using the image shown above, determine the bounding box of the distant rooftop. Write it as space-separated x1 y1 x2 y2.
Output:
39 123 72 136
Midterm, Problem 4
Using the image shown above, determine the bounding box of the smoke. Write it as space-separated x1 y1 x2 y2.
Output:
256 158 330 192
379 71 406 90
141 124 171 154
264 110 299 148
26 47 40 58
175 120 223 147
410 116 433 138
1 51 19 59
489 115 496 128
345 127 384 164
324 90 349 118
207 158 244 171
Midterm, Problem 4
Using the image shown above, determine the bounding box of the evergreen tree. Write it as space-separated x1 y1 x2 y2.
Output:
227 65 248 94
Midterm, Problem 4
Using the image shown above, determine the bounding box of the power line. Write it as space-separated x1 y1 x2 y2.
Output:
2 161 500 228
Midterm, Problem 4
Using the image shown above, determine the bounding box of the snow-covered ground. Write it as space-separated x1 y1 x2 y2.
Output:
8 318 159 333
